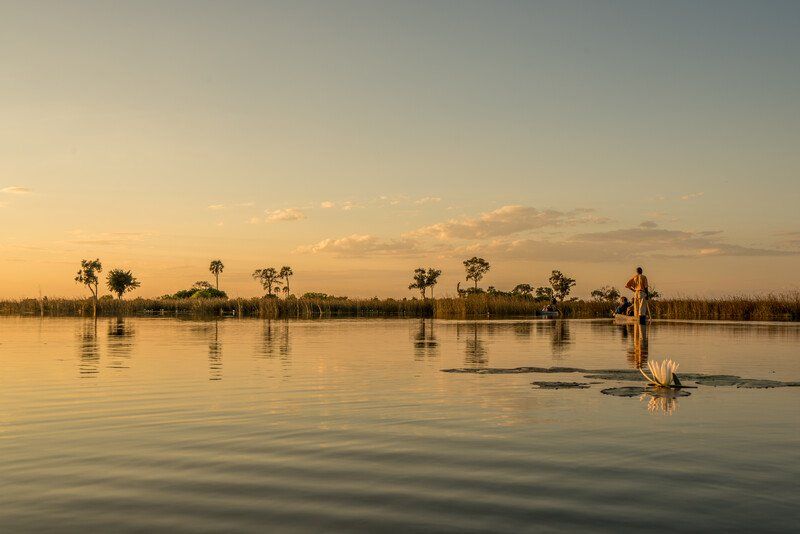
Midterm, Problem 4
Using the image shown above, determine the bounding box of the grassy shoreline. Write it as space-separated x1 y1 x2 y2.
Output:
1 294 798 321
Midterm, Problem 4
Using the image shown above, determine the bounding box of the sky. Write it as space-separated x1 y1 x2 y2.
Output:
1 0 799 299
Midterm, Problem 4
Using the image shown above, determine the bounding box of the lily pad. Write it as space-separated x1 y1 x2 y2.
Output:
601 386 691 398
531 381 595 389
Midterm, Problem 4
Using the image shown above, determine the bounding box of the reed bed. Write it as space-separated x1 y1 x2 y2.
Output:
1 293 798 321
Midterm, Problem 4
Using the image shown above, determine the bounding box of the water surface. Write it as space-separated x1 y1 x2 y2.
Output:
1 318 798 532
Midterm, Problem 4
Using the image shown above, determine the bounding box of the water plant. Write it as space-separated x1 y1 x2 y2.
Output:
639 358 682 387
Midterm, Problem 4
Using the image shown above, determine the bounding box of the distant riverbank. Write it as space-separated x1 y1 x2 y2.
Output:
1 294 798 321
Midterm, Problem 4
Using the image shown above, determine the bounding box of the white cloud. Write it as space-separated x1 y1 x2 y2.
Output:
680 192 704 201
414 197 442 205
266 207 306 222
207 204 226 210
296 234 422 257
1 186 32 195
320 201 335 209
407 205 609 240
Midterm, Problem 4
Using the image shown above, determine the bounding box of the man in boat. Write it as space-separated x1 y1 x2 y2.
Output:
625 267 649 319
615 296 632 316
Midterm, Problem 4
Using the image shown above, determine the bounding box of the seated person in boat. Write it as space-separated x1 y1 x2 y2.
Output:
615 296 632 315
542 298 558 313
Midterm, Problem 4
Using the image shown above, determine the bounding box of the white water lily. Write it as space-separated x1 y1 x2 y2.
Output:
640 358 681 387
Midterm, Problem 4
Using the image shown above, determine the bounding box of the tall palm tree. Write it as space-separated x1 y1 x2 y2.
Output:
279 266 293 297
209 260 224 290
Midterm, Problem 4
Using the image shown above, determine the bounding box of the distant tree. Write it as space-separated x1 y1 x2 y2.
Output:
106 269 141 299
301 292 345 300
426 268 442 298
647 286 661 300
408 268 428 298
279 266 294 297
75 258 103 316
591 286 621 302
194 281 213 291
534 286 554 301
252 268 282 296
463 257 490 289
209 260 224 290
549 270 576 302
512 283 534 297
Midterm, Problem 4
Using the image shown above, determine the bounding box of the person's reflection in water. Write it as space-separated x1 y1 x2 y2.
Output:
78 319 100 378
413 319 438 360
627 322 649 369
463 322 487 367
106 317 134 370
208 321 222 381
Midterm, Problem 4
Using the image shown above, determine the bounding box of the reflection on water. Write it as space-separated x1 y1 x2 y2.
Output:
208 321 222 381
536 320 571 357
640 390 680 415
413 319 438 359
459 322 487 367
107 317 134 370
4 318 799 532
78 320 99 378
628 323 649 369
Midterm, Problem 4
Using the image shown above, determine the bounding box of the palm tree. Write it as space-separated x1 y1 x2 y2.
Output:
209 260 224 290
279 266 293 297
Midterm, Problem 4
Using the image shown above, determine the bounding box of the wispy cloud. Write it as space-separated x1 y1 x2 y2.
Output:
1 186 32 195
320 201 335 209
406 205 609 240
296 234 422 257
414 196 442 205
207 204 226 210
65 230 155 246
266 207 306 222
680 192 704 201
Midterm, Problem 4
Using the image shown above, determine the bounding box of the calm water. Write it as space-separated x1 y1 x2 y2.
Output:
1 317 798 532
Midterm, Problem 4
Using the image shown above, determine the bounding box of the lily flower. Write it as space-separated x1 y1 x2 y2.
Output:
640 358 681 387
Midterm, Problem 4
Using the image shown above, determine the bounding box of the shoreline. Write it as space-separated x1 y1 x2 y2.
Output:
1 294 798 322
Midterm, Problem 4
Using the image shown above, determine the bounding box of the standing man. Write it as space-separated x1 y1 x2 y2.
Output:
625 267 649 321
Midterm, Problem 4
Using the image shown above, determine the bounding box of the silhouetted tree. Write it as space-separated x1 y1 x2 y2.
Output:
426 268 442 298
252 268 282 296
534 286 554 301
75 258 102 316
106 269 141 299
549 270 576 302
512 283 533 297
591 286 620 302
463 257 490 289
209 260 224 290
408 268 428 298
279 266 293 297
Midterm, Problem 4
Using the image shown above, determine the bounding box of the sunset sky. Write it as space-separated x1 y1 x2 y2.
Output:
2 1 799 299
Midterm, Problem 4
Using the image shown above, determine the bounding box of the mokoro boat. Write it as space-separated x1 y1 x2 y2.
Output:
613 313 647 325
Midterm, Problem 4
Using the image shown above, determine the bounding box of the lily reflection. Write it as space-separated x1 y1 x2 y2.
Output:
413 319 438 359
639 390 681 415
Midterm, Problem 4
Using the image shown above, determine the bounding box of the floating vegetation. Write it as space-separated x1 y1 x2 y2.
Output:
531 381 596 389
601 386 692 398
442 366 800 389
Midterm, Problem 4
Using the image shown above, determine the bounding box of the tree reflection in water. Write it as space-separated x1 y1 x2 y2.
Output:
208 321 222 381
536 320 571 359
78 319 100 378
413 319 438 360
107 317 134 370
259 321 292 376
459 322 487 367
